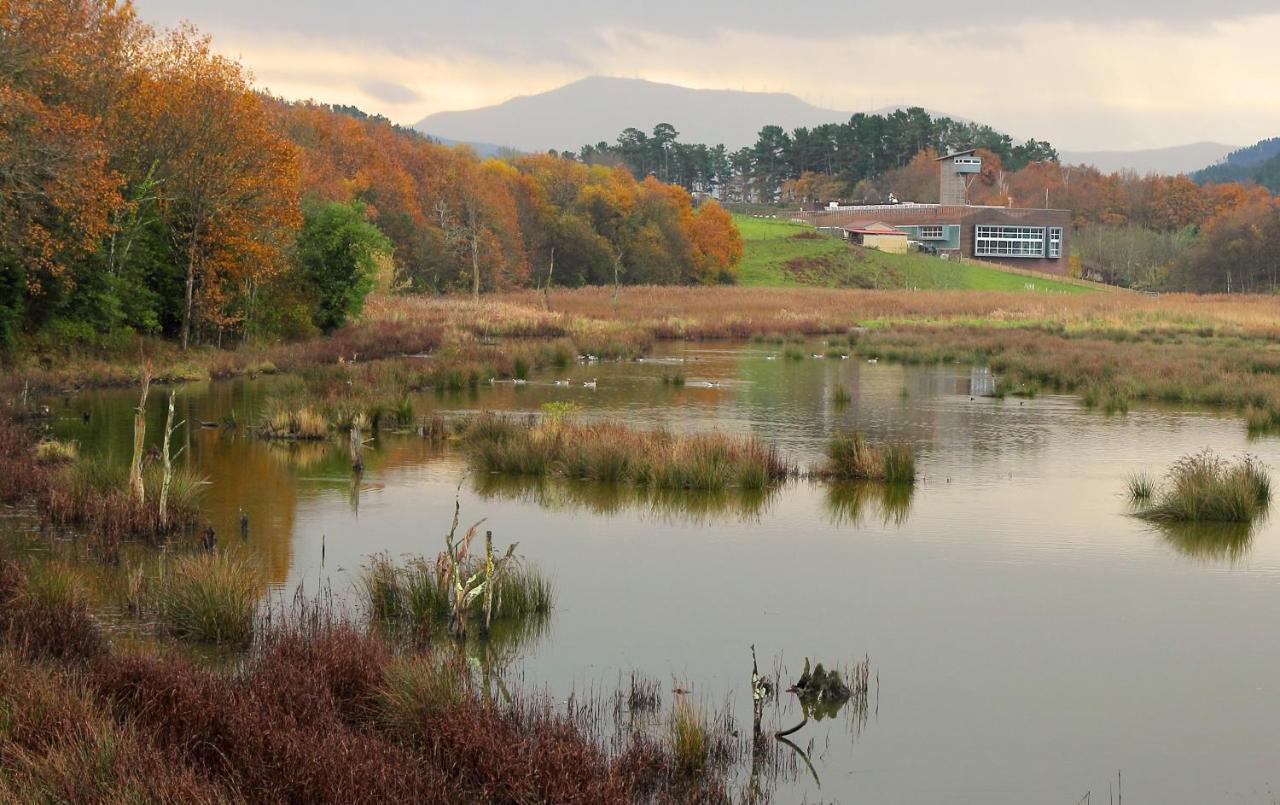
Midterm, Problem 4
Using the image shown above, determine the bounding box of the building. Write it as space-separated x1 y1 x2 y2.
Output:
840 221 909 254
794 150 1072 275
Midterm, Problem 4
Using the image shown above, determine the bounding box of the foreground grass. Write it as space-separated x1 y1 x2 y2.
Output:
1131 451 1271 523
0 558 733 804
460 414 793 491
733 215 1090 293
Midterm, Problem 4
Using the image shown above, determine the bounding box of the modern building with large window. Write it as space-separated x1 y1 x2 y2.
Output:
796 150 1072 275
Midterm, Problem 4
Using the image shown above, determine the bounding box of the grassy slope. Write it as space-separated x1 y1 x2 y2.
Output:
734 215 1093 294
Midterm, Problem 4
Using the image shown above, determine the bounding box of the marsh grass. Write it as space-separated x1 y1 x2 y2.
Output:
670 697 710 775
34 439 79 463
1132 451 1271 523
783 345 806 362
462 415 793 491
818 431 915 483
831 384 852 406
359 551 552 632
154 552 260 645
825 481 915 527
1126 472 1157 502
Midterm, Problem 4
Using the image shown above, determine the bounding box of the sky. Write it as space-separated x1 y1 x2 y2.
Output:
133 0 1280 151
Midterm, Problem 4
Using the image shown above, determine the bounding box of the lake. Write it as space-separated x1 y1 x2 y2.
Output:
23 341 1280 804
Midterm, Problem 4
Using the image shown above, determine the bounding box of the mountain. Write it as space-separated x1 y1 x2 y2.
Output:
1191 137 1280 190
414 76 851 152
1058 142 1237 175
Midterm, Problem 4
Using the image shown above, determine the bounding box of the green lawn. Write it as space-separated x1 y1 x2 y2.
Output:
733 215 1093 294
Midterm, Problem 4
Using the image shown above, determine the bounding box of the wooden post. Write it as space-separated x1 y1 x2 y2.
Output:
349 416 364 473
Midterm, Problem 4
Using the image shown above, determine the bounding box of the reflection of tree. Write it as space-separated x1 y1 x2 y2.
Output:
1150 520 1256 563
824 481 914 527
470 474 776 524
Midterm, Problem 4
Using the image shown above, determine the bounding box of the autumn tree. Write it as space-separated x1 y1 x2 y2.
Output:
120 25 299 349
0 0 140 347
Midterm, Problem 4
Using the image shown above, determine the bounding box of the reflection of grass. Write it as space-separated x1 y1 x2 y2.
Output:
471 473 776 524
1150 520 1255 562
824 481 914 527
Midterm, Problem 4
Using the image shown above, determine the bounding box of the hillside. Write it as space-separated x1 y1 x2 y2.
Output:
1059 142 1236 175
415 76 852 152
1192 137 1280 190
735 216 1091 294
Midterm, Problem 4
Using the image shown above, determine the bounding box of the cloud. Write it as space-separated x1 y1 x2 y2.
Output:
359 79 421 105
134 1 1280 150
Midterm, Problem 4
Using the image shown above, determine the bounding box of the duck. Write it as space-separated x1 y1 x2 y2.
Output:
765 355 778 361
840 354 849 360
811 353 823 359
867 358 879 365
583 379 597 389
553 379 570 386
512 378 527 385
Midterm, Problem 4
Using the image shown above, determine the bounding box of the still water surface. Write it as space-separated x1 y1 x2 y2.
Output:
35 343 1280 804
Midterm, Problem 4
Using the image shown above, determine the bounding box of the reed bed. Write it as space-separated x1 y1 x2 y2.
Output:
817 431 916 483
1131 451 1271 523
461 414 793 491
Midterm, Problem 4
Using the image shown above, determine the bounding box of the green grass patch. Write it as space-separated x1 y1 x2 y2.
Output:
733 214 1091 294
1132 451 1271 523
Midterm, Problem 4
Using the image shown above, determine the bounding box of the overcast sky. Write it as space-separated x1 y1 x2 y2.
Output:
134 0 1280 151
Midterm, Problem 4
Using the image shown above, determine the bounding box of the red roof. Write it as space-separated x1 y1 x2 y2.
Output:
842 220 907 236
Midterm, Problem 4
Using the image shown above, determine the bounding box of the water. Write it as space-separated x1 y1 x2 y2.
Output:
29 343 1280 804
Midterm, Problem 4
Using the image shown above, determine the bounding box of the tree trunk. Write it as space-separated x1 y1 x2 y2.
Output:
180 240 197 351
129 366 152 503
612 251 623 305
158 389 176 524
543 247 555 310
468 204 481 300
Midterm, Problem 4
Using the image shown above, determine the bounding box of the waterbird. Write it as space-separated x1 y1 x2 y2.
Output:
553 379 569 386
765 355 778 361
840 354 849 359
867 358 879 364
583 379 597 389
811 353 823 359
512 378 527 385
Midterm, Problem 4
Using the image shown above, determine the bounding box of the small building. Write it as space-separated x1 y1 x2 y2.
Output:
792 149 1071 275
841 221 909 254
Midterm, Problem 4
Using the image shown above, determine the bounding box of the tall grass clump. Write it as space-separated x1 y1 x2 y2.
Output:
154 552 260 645
669 698 710 775
359 550 551 634
1132 451 1271 523
461 416 792 491
818 431 915 483
831 384 851 406
1126 472 1156 502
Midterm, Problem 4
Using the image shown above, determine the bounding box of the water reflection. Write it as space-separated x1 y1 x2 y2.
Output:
471 473 777 524
824 481 915 527
1149 520 1258 563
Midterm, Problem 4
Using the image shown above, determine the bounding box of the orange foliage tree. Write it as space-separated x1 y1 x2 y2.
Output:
121 26 299 348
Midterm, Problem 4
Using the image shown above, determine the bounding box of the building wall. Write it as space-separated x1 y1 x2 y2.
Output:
939 165 967 206
895 224 962 251
791 205 1073 276
862 234 908 254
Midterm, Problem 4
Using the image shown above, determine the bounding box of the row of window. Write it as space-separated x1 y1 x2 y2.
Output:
973 225 1063 259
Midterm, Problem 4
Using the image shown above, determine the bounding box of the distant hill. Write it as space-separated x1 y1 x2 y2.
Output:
415 76 852 152
1059 142 1237 175
1191 137 1280 190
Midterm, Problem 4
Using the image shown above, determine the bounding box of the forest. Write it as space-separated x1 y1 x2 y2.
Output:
0 0 742 354
580 119 1280 293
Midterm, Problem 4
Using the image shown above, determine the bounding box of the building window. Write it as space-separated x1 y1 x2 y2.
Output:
919 225 944 240
1048 227 1062 258
974 225 1046 258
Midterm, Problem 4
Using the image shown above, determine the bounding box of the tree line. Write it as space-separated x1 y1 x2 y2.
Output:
571 113 1058 202
0 0 742 353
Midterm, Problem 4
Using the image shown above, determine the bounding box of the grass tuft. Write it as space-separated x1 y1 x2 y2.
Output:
154 552 260 645
818 431 915 483
1132 451 1271 523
